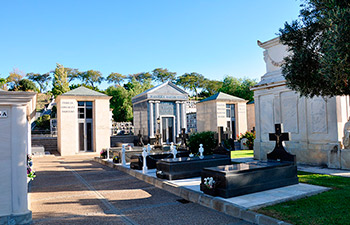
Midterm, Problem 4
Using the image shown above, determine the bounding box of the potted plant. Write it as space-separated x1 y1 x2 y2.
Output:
112 155 120 163
27 154 36 180
100 149 107 159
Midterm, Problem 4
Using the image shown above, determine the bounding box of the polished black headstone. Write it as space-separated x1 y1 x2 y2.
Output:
213 127 231 156
156 155 231 180
268 124 296 163
200 161 298 198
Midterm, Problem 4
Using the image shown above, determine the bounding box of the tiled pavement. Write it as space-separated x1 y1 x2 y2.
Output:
30 155 252 225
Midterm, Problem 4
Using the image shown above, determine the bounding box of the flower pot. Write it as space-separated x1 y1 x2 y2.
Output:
200 183 218 196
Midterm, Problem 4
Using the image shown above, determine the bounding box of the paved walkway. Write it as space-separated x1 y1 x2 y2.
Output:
30 155 252 225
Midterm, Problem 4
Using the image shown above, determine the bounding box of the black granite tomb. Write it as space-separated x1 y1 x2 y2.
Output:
130 151 189 170
156 155 231 180
200 124 298 198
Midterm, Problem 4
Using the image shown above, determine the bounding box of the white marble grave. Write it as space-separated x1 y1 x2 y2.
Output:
252 37 350 168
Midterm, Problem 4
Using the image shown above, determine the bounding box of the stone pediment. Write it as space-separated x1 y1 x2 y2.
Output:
132 82 188 104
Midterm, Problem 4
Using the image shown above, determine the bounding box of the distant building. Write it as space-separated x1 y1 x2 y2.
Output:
196 92 248 139
132 82 189 144
56 86 111 155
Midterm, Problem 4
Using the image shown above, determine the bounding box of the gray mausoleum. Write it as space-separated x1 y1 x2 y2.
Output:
132 82 188 144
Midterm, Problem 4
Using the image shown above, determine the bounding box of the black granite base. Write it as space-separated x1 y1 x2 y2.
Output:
200 161 299 198
130 151 189 170
156 155 231 180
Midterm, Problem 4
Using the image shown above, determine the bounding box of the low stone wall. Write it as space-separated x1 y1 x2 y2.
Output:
328 148 350 170
110 135 136 147
32 136 57 153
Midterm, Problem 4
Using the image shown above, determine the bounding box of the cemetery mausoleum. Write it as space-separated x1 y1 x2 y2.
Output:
253 37 350 168
56 86 111 156
196 92 248 139
132 82 188 144
0 90 37 224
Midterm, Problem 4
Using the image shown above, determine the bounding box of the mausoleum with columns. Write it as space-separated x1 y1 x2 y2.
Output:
132 82 188 144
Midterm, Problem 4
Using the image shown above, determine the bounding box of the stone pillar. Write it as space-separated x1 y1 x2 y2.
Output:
149 101 154 137
155 101 160 131
176 101 181 136
181 101 187 132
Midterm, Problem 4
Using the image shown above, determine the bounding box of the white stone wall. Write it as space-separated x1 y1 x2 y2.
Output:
254 38 350 166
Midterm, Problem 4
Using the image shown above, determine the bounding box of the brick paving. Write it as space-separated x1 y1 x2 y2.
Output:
30 155 252 225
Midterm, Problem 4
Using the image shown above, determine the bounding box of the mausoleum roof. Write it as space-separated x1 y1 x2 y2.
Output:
132 81 188 104
62 86 107 97
200 92 246 103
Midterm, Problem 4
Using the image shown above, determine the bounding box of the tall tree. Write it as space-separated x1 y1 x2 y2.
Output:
0 78 7 90
52 63 70 97
107 72 126 86
176 72 205 98
106 78 153 122
17 79 39 92
80 70 104 88
7 68 24 91
152 68 176 83
65 68 80 82
279 0 350 97
219 76 256 102
201 79 223 97
27 72 51 92
127 72 152 84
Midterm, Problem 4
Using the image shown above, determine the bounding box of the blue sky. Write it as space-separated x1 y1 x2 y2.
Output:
0 0 301 90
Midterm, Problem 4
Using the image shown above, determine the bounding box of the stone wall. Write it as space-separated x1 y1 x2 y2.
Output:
32 136 58 153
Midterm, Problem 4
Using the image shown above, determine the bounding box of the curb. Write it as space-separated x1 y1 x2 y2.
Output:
94 157 291 225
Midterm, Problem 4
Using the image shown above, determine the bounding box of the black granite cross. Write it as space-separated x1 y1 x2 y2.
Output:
269 124 289 148
179 128 188 147
267 124 296 163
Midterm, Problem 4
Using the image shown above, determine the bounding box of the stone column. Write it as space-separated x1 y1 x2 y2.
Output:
181 101 187 132
11 105 31 217
155 101 160 131
149 101 154 137
176 101 181 136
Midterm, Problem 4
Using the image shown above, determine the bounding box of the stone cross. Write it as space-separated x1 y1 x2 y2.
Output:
173 146 177 159
121 144 127 166
269 124 290 148
214 127 224 147
154 129 162 148
267 124 295 163
199 144 204 159
224 128 233 140
138 129 144 147
142 147 148 173
179 128 188 147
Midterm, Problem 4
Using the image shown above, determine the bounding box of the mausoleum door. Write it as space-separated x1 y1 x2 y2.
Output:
226 104 236 139
78 101 93 152
161 117 174 144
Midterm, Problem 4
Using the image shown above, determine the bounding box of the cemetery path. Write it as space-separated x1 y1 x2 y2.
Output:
29 155 252 225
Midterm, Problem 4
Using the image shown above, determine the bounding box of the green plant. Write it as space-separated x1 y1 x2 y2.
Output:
35 114 51 129
188 131 217 155
237 131 255 149
27 154 36 180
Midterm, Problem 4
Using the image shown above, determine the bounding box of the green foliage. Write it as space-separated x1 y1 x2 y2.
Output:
279 0 350 97
0 78 6 90
69 83 102 92
106 78 153 122
35 114 51 129
7 69 23 91
176 72 205 98
17 79 39 92
127 72 152 84
188 131 217 155
107 72 126 86
26 72 51 92
258 171 350 225
80 70 104 88
200 79 223 97
237 131 255 149
218 76 257 102
152 68 177 83
52 63 70 97
65 68 80 82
